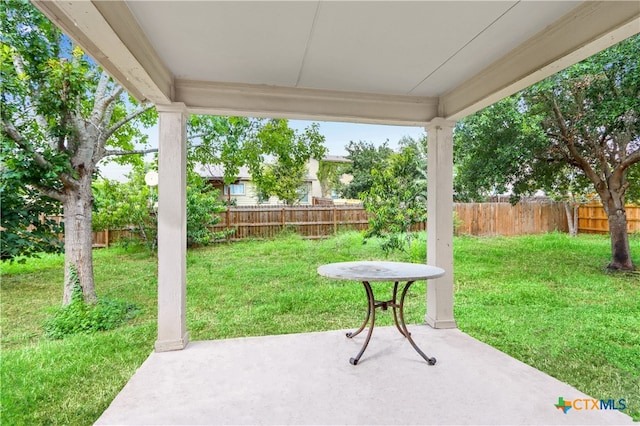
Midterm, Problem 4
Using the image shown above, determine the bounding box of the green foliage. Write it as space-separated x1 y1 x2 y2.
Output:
257 160 309 205
93 165 158 249
316 159 348 198
188 116 256 185
42 266 139 339
93 163 233 249
186 171 233 245
252 120 327 205
453 96 556 202
524 34 639 200
0 153 63 261
340 140 393 199
188 117 326 205
628 164 640 204
454 35 639 205
362 144 427 252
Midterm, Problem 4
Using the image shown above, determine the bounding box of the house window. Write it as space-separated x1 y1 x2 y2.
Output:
224 183 245 196
298 184 310 203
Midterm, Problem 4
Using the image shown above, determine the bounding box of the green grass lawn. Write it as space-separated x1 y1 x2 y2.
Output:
1 231 639 424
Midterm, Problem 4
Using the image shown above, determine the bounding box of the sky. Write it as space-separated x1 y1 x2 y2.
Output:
288 120 426 156
99 120 426 181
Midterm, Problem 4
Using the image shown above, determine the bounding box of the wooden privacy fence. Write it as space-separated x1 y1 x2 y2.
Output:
454 201 568 236
211 202 567 241
68 201 639 247
211 205 370 240
578 202 640 234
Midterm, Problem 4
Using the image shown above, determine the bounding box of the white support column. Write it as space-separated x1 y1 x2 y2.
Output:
155 103 189 352
425 118 457 329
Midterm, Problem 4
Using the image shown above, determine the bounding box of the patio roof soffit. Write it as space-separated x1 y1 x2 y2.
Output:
32 1 640 125
441 1 640 120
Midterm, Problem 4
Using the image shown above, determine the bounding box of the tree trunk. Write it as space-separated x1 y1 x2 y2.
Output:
607 209 635 271
564 203 577 237
62 174 98 305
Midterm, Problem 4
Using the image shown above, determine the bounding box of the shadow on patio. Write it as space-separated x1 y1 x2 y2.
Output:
96 326 633 425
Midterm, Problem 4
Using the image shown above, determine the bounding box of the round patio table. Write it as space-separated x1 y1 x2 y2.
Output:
317 260 445 366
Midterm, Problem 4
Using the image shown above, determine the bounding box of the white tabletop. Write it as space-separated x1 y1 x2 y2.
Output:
317 261 445 282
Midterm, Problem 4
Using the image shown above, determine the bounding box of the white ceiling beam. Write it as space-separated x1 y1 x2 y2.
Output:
32 0 172 105
175 80 439 126
441 1 640 120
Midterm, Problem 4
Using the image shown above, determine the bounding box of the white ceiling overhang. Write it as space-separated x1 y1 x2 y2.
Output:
33 1 640 125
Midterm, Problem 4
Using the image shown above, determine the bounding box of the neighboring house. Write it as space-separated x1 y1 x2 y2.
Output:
198 156 352 206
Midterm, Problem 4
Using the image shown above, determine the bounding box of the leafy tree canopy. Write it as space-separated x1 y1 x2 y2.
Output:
454 34 639 270
189 117 326 205
362 141 427 253
339 140 393 199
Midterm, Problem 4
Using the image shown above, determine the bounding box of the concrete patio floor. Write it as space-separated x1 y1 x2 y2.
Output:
96 326 633 425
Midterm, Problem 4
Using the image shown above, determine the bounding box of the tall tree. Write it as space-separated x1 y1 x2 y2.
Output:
526 36 639 270
252 120 326 205
362 143 427 252
188 117 326 205
453 97 594 237
454 35 639 270
1 0 157 304
188 116 256 187
339 140 393 199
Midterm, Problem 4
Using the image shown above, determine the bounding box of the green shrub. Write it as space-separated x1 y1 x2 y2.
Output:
43 269 139 339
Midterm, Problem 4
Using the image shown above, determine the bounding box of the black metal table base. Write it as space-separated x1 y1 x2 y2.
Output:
346 281 436 366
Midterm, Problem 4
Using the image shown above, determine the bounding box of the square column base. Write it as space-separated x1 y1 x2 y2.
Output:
155 333 190 352
425 316 457 329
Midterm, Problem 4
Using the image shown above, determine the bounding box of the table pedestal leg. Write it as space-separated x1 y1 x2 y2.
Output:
398 281 436 365
345 281 371 339
346 280 436 366
347 281 375 365
392 281 409 338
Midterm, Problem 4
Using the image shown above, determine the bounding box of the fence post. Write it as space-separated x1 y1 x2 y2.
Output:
281 207 286 231
333 205 338 235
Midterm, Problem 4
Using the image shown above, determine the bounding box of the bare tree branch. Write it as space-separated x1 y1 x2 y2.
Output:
10 51 51 144
32 183 66 203
621 149 640 169
2 118 80 191
104 103 155 140
551 99 601 186
91 71 111 120
3 118 52 170
105 85 125 110
100 87 123 132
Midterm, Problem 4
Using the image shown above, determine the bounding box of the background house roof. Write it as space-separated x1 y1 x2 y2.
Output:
322 155 351 163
